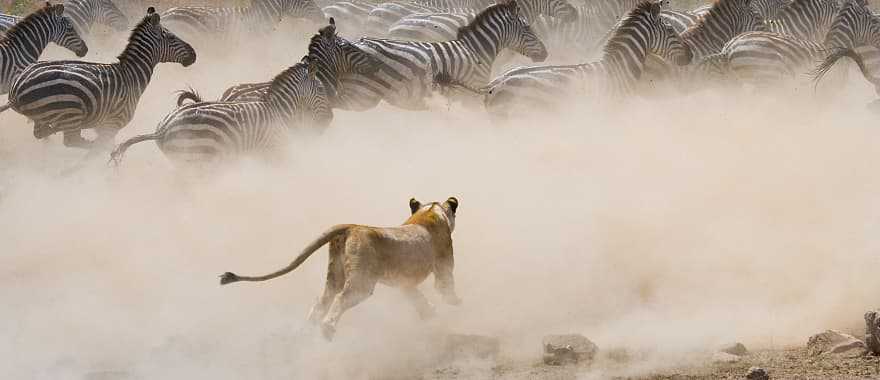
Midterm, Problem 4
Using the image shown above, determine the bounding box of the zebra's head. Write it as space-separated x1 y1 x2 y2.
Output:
284 0 327 24
643 2 692 66
137 7 197 67
44 3 89 57
308 18 383 98
95 0 130 31
461 0 548 62
543 0 579 23
824 0 880 49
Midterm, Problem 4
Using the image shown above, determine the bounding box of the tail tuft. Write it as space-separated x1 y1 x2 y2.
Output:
176 87 203 107
220 272 239 285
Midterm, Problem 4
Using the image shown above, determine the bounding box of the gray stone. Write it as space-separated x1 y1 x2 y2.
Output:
746 367 769 380
719 342 749 356
542 334 598 365
806 330 868 358
865 310 880 355
443 334 500 361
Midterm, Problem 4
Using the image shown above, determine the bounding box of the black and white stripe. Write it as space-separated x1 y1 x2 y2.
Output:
386 0 577 42
160 0 325 41
321 0 378 36
110 56 327 168
0 0 129 36
700 31 824 86
0 3 88 94
660 9 701 34
339 0 548 111
822 0 880 51
681 0 767 61
765 0 841 43
184 18 384 111
0 8 196 149
475 2 692 119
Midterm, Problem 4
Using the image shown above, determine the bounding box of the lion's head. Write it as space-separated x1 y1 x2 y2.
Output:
407 197 458 232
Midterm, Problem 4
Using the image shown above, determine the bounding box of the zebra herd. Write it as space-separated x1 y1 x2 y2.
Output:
0 0 877 168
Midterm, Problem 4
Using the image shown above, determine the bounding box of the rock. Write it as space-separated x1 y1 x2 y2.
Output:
443 334 500 361
542 334 598 365
806 330 868 358
865 310 880 355
719 342 749 356
712 352 741 363
746 367 769 380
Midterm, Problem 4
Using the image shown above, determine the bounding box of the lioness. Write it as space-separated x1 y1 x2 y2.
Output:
220 197 461 340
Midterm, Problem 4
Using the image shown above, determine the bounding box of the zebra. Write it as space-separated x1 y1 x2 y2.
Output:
321 0 379 36
337 0 548 111
179 18 384 112
693 0 788 19
680 0 767 62
698 31 825 87
109 19 383 167
822 0 880 51
0 0 129 36
660 9 701 34
0 7 196 149
160 0 326 42
109 56 326 168
386 0 578 42
812 46 880 99
0 3 88 95
468 1 692 120
764 0 841 43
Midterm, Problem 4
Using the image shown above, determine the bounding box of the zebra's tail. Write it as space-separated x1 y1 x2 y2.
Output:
0 102 12 114
811 48 863 89
432 72 486 96
108 131 162 167
175 87 203 107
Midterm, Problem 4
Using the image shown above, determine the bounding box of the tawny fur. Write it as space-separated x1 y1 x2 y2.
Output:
220 197 460 340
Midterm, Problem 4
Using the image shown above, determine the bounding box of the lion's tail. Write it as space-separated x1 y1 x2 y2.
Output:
219 224 353 285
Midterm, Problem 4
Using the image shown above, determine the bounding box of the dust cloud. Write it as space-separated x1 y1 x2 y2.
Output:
3 19 880 380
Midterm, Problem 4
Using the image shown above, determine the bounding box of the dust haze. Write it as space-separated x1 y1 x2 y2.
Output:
2 19 880 380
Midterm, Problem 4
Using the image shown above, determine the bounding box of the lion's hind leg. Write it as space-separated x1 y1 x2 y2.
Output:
320 271 377 340
307 237 345 325
402 287 436 320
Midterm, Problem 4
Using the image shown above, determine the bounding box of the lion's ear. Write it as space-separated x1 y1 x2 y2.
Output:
444 197 458 214
409 198 421 214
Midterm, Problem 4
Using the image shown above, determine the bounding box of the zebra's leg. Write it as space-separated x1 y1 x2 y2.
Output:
62 130 94 149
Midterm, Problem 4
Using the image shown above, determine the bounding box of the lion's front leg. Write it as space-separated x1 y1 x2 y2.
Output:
402 287 436 320
434 255 461 306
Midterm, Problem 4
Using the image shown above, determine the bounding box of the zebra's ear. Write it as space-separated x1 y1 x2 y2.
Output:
147 6 155 15
649 1 662 17
146 7 160 25
329 17 336 27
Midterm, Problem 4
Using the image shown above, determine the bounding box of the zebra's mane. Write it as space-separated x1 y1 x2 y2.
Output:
682 0 745 38
117 10 159 61
264 57 312 102
0 4 61 44
601 1 656 57
456 1 517 40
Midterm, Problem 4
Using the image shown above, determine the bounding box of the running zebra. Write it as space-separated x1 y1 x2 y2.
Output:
765 0 841 43
322 0 378 36
700 31 824 87
0 7 196 149
179 18 383 112
339 0 548 111
109 57 325 168
161 0 326 41
0 3 88 94
680 0 767 61
0 0 129 36
468 1 691 120
109 21 372 167
387 0 577 42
